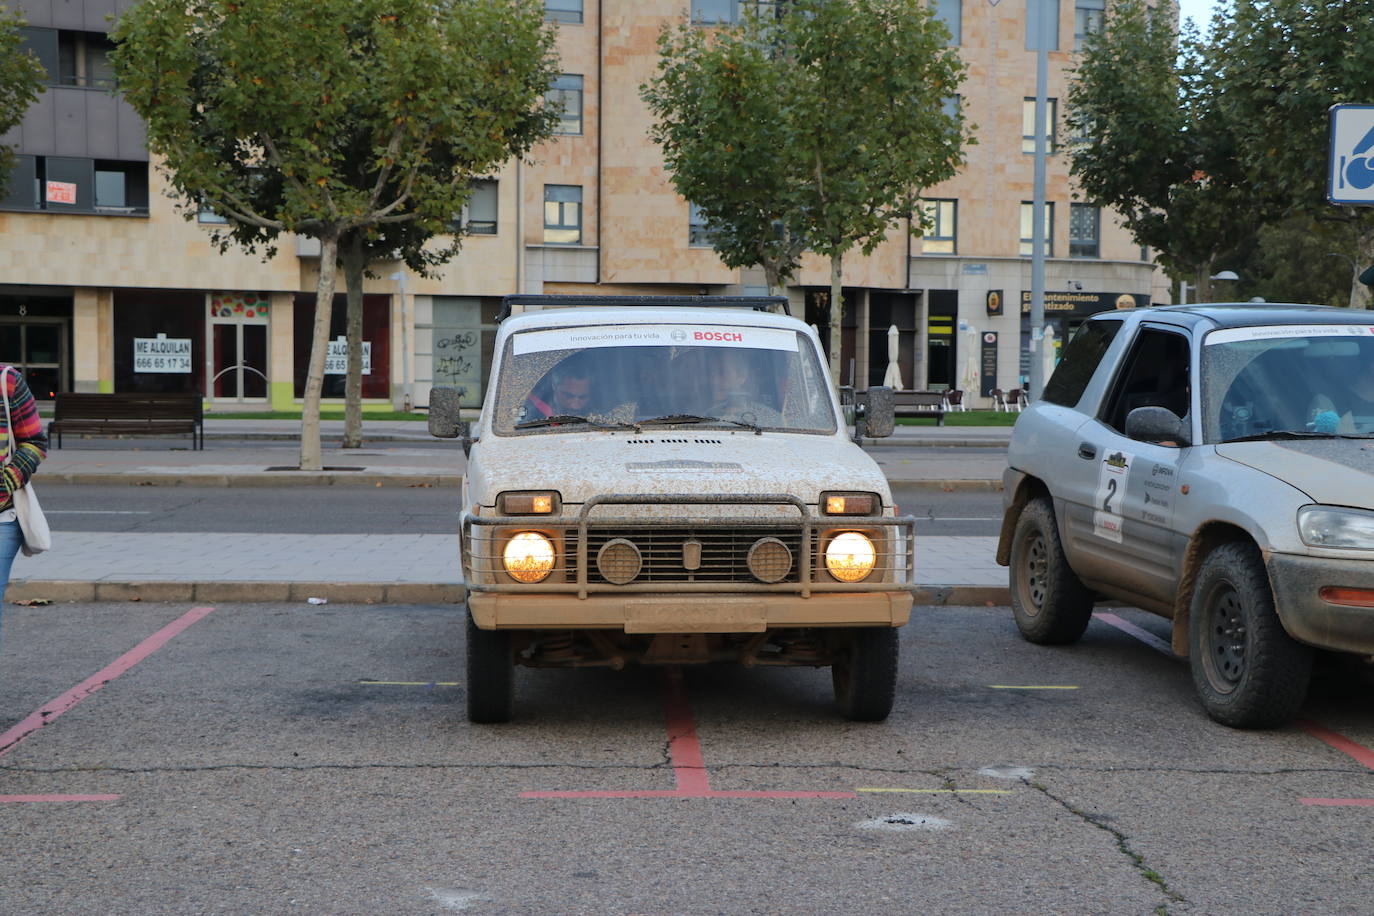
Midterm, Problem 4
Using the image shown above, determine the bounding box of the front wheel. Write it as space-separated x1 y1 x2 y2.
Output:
466 610 514 724
832 627 899 722
1188 541 1312 729
1009 496 1094 644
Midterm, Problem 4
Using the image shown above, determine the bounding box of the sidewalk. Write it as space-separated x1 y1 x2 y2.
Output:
11 418 1011 605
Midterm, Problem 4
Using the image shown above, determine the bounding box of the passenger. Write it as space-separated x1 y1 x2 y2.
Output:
706 348 782 426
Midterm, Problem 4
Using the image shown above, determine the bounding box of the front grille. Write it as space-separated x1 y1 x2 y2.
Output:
585 526 805 584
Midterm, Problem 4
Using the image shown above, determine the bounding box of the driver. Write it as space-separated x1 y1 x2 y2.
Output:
525 360 593 420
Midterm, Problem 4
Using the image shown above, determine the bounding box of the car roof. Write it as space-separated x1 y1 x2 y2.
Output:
1101 303 1366 331
499 306 813 335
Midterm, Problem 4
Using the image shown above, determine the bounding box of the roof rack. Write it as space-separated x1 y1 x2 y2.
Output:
498 294 791 322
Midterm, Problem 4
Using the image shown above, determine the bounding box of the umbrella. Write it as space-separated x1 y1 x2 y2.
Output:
1041 324 1058 390
959 325 980 405
882 324 904 390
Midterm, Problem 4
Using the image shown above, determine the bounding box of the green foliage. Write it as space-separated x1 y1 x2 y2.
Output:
1066 0 1257 293
642 0 970 289
110 0 560 259
0 5 45 185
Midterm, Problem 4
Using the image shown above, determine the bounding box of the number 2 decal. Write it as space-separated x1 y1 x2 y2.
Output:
1102 478 1117 512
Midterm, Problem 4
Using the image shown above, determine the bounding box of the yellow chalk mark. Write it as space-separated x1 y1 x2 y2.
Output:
359 680 460 687
988 685 1080 690
851 791 1016 796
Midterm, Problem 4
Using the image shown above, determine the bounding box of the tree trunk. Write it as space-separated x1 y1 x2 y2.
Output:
828 251 844 384
300 233 340 472
1352 227 1374 309
342 233 365 448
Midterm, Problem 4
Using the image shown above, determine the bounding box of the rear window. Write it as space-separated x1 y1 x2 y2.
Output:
1041 319 1123 407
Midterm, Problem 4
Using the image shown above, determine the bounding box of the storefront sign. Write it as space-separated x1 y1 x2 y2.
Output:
980 331 998 397
986 289 1003 317
133 334 193 373
1020 290 1150 314
325 337 371 375
45 180 77 205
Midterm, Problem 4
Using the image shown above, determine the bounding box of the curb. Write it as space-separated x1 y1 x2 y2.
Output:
43 472 460 488
7 580 1007 607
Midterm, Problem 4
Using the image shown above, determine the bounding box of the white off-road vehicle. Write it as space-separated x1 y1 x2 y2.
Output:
429 295 914 722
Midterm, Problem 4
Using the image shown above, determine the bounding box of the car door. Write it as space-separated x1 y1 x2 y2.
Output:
1059 325 1191 606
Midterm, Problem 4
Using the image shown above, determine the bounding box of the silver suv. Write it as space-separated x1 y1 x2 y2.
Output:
998 304 1374 728
430 295 915 723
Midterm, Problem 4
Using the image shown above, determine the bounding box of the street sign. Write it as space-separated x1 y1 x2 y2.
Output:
1328 104 1374 205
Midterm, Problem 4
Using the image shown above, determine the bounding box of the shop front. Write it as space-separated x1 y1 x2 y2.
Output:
0 288 72 400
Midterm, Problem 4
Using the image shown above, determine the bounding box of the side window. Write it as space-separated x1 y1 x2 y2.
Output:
1042 318 1121 407
1100 327 1191 435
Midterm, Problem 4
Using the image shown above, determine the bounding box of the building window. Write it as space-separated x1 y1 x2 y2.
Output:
693 0 737 23
688 202 715 247
544 185 582 245
545 0 583 23
1069 203 1100 258
198 201 229 224
933 0 961 45
548 74 583 136
1 155 148 215
1020 201 1055 257
463 179 498 235
1074 0 1105 49
93 161 149 213
58 31 116 89
919 199 957 255
942 94 960 119
1022 98 1058 153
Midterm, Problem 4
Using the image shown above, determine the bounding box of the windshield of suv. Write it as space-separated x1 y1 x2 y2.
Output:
1201 325 1374 443
491 324 838 435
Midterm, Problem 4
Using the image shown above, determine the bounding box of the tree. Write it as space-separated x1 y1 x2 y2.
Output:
112 0 560 468
0 5 45 186
1066 0 1258 303
644 0 969 379
1214 0 1374 308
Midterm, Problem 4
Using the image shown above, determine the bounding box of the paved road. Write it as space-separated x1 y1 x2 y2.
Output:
2 601 1370 915
38 483 1003 537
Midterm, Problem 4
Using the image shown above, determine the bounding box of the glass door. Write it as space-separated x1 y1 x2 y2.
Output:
0 318 67 401
207 293 269 401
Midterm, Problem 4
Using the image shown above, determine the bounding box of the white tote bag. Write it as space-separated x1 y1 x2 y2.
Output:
2 367 51 556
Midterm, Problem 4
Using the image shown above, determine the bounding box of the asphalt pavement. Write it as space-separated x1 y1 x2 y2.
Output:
10 418 1013 605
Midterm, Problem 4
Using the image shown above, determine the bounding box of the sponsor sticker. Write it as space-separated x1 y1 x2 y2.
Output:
513 325 798 355
1093 449 1132 543
1205 325 1373 346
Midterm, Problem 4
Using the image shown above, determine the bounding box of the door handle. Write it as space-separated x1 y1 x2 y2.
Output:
1077 442 1097 460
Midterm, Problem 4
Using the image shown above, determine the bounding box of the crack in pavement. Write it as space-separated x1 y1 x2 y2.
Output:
1029 778 1186 913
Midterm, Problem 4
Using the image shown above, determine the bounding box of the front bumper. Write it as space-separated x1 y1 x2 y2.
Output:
468 590 913 632
1268 552 1374 654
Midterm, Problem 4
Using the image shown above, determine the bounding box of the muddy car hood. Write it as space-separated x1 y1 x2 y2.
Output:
471 431 888 509
1213 440 1374 507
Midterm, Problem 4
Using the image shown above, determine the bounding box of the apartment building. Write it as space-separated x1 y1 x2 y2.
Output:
0 0 1163 410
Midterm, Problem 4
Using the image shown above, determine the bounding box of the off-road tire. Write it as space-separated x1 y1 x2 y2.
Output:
1009 496 1094 644
832 627 899 722
465 610 514 724
1188 540 1312 729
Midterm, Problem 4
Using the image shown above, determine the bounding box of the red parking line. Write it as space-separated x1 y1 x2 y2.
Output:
521 669 858 800
1300 798 1374 807
0 606 215 760
0 794 121 804
1299 720 1374 771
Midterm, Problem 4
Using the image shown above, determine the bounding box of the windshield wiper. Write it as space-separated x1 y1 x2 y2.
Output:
1221 430 1374 443
515 414 638 431
637 414 763 435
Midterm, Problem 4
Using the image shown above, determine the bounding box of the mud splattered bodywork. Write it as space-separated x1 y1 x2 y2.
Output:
435 297 915 721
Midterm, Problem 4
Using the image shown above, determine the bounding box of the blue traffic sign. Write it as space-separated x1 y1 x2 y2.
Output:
1329 104 1374 205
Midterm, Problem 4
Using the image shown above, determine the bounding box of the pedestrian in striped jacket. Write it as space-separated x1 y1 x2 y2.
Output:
1 366 47 620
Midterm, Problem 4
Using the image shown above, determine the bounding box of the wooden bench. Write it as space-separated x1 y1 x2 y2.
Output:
892 390 947 426
50 393 204 449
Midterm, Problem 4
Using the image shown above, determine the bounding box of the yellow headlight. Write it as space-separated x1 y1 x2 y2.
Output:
825 532 875 583
503 531 555 583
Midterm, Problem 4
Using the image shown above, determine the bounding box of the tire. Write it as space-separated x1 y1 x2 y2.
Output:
832 627 899 722
1188 541 1312 729
1009 496 1094 644
465 609 514 724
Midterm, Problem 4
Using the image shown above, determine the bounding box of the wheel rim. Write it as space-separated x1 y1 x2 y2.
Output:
1020 531 1049 616
1203 582 1247 693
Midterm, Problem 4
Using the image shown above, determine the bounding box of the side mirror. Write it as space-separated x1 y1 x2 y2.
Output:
428 387 465 440
1125 406 1190 447
853 386 895 441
